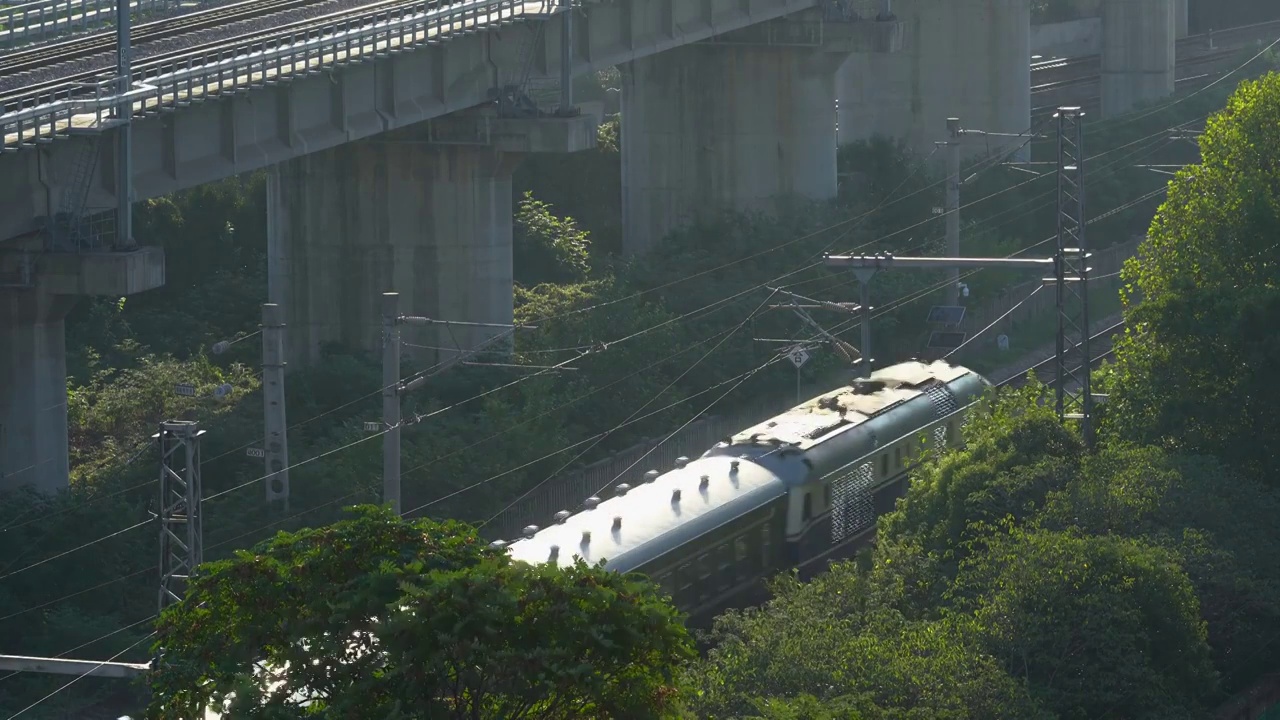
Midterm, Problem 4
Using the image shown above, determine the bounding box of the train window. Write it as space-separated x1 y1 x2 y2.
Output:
678 562 693 602
735 535 749 566
761 525 772 568
697 553 712 602
880 454 889 477
718 543 733 590
655 573 673 597
802 493 813 522
895 446 903 469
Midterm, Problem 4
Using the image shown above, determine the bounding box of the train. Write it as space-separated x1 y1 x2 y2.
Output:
503 360 991 625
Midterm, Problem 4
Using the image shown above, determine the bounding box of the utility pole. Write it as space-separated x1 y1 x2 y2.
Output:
944 118 961 305
157 421 203 613
557 0 574 116
378 292 544 514
262 304 290 511
113 0 134 249
382 293 401 515
938 117 1043 304
824 107 1098 445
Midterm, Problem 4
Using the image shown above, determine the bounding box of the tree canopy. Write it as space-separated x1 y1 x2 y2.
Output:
147 506 694 719
1106 72 1280 479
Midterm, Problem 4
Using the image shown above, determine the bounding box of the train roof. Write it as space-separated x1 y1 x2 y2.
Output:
725 361 977 451
505 455 786 573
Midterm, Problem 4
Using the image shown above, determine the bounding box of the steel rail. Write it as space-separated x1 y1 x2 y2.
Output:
1 0 178 49
0 0 561 147
0 0 340 74
0 0 554 116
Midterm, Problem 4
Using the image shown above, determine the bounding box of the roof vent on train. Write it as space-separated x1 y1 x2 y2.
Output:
581 530 591 545
672 488 682 502
616 483 632 497
674 456 690 468
644 470 661 482
553 510 571 524
522 525 540 538
584 496 601 510
700 475 710 490
549 545 560 561
730 460 740 472
489 540 507 550
612 516 623 531
851 379 886 395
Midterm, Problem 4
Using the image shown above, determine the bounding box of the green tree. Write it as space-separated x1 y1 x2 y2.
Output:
1105 72 1280 479
513 192 593 286
878 383 1082 570
950 527 1217 720
147 505 693 719
687 567 1048 720
1040 445 1280 693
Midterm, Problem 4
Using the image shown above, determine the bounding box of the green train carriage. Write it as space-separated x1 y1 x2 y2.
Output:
503 360 990 625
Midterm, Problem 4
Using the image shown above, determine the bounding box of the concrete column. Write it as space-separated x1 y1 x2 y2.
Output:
838 0 1031 161
1101 0 1176 117
0 247 162 494
269 140 520 367
620 42 850 256
1175 0 1189 39
617 12 903 256
0 289 75 493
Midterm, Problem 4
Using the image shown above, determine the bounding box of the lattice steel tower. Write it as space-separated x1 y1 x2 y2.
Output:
157 421 204 612
1054 107 1093 446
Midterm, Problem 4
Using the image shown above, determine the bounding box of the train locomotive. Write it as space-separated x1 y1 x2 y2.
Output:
504 360 991 625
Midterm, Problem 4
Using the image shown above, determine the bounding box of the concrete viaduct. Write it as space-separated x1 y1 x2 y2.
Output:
0 0 1189 493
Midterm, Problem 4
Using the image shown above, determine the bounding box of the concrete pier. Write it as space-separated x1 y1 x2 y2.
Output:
267 113 597 366
0 247 165 493
620 12 902 256
1101 0 1176 117
838 0 1031 162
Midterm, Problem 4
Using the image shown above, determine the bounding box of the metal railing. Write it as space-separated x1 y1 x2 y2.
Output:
0 0 179 48
2 0 566 147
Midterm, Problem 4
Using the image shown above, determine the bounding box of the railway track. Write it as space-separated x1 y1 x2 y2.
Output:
0 0 450 110
0 0 335 76
995 320 1124 390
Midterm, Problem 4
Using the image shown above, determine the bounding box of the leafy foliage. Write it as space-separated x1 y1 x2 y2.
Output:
688 565 1048 720
513 192 593 285
1105 72 1280 480
1040 446 1280 693
148 506 694 719
880 382 1082 567
952 527 1216 719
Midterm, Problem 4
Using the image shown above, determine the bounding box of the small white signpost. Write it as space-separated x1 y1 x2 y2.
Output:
788 346 811 402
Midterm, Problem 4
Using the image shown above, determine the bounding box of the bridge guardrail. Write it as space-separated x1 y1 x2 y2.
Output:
1 0 567 147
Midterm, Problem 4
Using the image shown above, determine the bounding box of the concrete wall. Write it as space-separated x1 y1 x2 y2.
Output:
838 0 1031 161
1032 17 1102 57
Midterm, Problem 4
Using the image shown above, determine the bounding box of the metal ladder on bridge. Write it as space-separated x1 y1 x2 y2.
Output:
494 3 559 118
52 136 102 251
